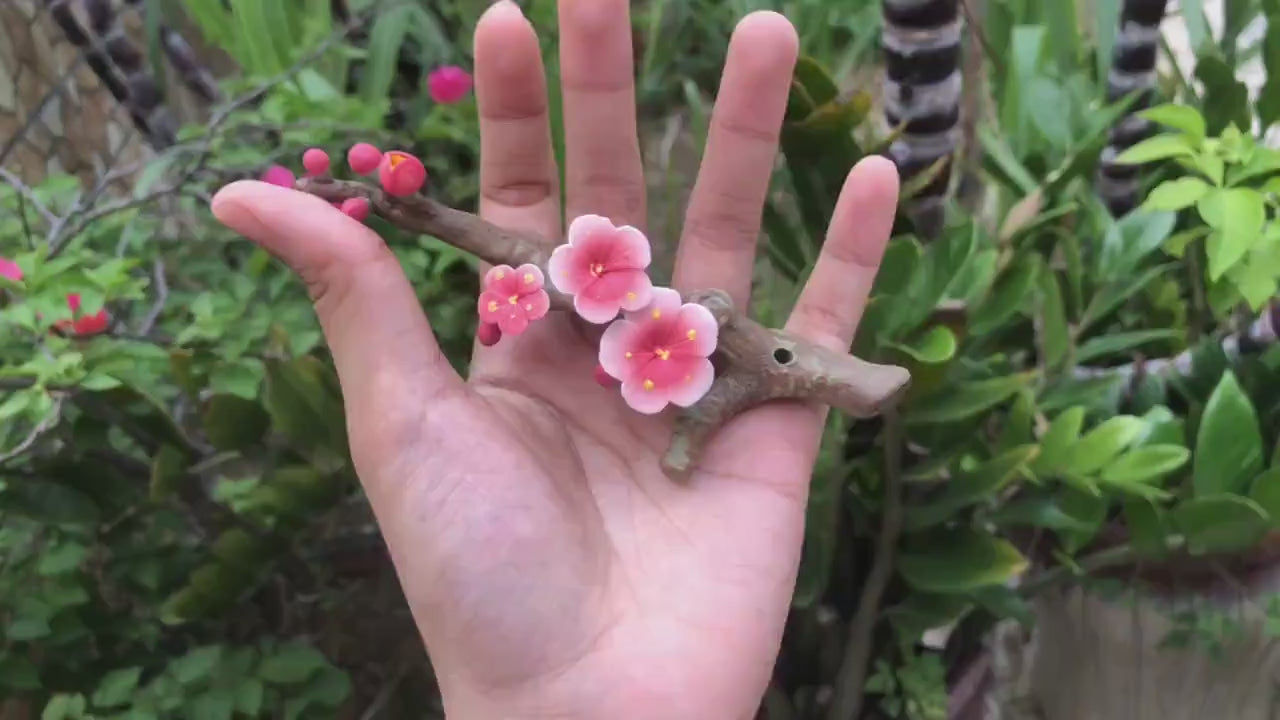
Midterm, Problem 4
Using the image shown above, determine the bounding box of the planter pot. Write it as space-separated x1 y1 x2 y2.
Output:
987 551 1280 720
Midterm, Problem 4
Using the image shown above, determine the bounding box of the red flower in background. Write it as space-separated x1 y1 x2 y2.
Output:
52 293 110 337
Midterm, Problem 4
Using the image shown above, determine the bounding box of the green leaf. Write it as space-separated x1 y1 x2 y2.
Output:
1171 495 1270 555
1249 468 1280 524
92 667 143 708
1101 445 1191 485
1193 371 1263 496
1122 498 1171 558
1199 188 1267 280
987 495 1096 531
1061 416 1146 476
887 326 957 364
258 642 328 684
235 679 265 716
970 255 1038 334
1037 264 1069 369
201 394 270 451
1031 406 1085 476
1075 329 1181 364
906 374 1032 425
1259 15 1280 129
903 445 1039 530
898 529 1028 593
186 691 235 720
149 444 187 503
36 541 87 576
1114 133 1196 164
885 593 973 638
360 5 415 103
1143 177 1210 211
262 357 348 468
41 694 86 720
1139 103 1207 140
0 655 40 691
171 645 223 684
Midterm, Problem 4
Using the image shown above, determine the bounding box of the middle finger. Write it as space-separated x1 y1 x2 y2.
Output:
558 0 647 230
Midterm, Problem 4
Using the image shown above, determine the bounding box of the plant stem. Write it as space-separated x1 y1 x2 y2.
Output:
825 411 905 720
1018 535 1187 597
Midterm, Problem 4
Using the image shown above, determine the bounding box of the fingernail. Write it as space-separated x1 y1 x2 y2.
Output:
489 0 523 17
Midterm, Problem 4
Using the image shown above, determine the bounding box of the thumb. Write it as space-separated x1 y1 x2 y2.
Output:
211 181 464 425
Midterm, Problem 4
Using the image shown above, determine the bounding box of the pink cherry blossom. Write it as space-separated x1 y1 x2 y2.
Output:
427 65 473 104
0 257 21 282
261 165 296 188
378 150 428 197
302 148 330 176
347 143 382 175
598 287 718 414
548 214 653 324
477 263 551 336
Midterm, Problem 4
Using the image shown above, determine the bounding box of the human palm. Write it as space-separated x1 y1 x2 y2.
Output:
212 1 899 717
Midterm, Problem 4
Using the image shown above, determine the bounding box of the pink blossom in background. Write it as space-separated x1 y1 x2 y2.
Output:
598 287 718 414
347 143 383 175
378 151 428 197
53 293 110 337
0 257 22 282
302 148 330 176
477 263 551 335
261 165 296 188
427 65 473 104
548 214 653 324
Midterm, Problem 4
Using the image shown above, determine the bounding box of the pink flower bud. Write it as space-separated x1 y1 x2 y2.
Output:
340 197 370 222
477 322 502 347
302 148 330 176
593 364 618 388
427 65 473 104
347 143 383 175
377 151 428 197
261 165 296 188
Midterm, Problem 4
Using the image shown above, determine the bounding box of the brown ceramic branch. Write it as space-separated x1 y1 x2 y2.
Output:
295 177 911 478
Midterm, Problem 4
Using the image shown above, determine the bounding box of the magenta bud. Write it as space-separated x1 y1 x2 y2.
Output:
477 322 502 347
302 148 331 176
593 364 618 388
262 165 296 188
427 65 473 104
347 143 383 175
340 197 370 222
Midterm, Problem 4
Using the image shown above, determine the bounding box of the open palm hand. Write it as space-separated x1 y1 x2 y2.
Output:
212 1 899 717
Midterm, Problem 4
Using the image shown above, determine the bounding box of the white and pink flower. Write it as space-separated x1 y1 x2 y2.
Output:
598 288 718 414
477 263 551 336
548 214 654 324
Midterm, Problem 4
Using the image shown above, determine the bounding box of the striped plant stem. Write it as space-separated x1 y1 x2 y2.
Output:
881 0 963 240
1096 0 1171 216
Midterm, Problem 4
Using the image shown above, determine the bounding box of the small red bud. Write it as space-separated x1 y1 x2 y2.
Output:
302 148 330 176
340 197 370 222
477 322 502 347
594 364 617 388
347 143 383 175
427 65 473 104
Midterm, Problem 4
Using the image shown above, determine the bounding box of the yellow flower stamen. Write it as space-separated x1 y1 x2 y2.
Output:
655 348 670 360
686 329 696 340
508 295 519 304
590 263 606 277
487 300 499 313
625 352 633 358
626 291 637 301
523 273 535 283
651 309 661 319
643 379 655 391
